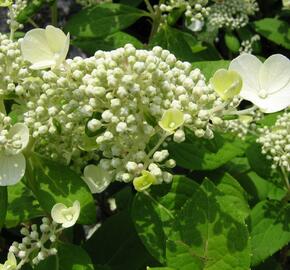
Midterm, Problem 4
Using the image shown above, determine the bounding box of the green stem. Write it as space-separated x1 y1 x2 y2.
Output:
0 99 6 114
144 132 168 168
28 18 39 28
51 0 58 26
146 0 164 43
281 166 290 190
144 0 155 15
281 166 290 203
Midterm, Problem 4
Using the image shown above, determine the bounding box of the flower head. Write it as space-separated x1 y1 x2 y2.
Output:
229 54 290 113
51 201 80 228
210 69 242 100
0 252 17 270
21 25 70 70
158 109 185 134
83 164 112 193
133 170 156 192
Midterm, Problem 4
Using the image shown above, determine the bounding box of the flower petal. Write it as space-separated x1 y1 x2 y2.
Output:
158 109 184 133
210 69 242 100
45 25 68 53
8 123 30 152
51 203 67 224
259 54 290 94
83 165 111 193
21 28 54 64
54 33 70 68
7 252 17 266
0 153 25 186
229 53 262 95
252 83 290 113
30 60 56 70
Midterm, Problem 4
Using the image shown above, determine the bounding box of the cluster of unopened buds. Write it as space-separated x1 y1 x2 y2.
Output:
257 112 290 172
0 201 80 270
208 0 259 30
239 34 260 54
159 0 210 31
0 0 27 34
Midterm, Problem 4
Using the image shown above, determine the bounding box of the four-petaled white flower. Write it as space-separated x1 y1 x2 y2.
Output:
229 53 290 113
0 252 17 270
83 164 112 194
0 123 30 186
51 201 80 228
21 25 70 70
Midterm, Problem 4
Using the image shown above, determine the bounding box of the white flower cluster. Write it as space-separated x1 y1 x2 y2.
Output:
12 38 232 187
9 217 58 267
208 0 259 30
159 0 210 26
257 112 290 172
239 34 260 54
5 201 80 269
223 107 263 139
76 0 111 7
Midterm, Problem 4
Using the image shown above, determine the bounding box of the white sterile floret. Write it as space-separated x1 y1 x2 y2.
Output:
21 25 70 70
229 54 290 113
51 201 80 228
0 252 17 270
0 122 29 186
83 164 112 193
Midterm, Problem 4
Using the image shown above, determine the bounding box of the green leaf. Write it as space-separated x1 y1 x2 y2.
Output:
5 181 44 228
65 3 148 38
168 133 246 171
250 200 290 266
214 173 250 222
132 193 166 264
119 0 143 7
224 32 240 53
158 175 200 216
17 0 53 23
83 210 157 270
252 18 290 49
0 186 7 229
73 31 143 55
147 268 175 270
131 176 201 264
167 180 251 270
244 172 286 201
36 243 94 270
150 25 196 62
246 142 278 181
194 60 230 80
31 155 96 224
257 111 283 127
